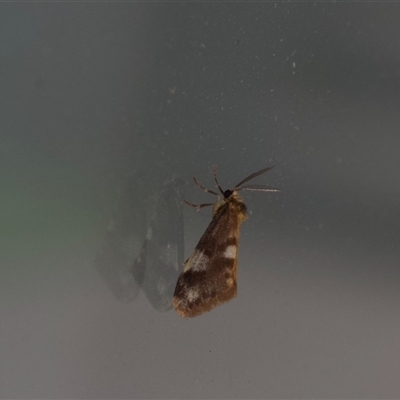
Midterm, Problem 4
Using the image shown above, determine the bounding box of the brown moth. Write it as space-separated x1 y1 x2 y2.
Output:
173 166 280 318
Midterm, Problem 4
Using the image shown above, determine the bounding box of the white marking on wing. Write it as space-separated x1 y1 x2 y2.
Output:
224 245 237 259
186 289 199 302
226 277 234 286
184 250 209 272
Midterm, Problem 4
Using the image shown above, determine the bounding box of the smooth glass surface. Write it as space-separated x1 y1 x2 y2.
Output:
1 3 400 398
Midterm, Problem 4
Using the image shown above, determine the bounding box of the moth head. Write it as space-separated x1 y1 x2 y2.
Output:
223 189 233 199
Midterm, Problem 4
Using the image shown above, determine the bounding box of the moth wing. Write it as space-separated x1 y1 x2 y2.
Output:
173 196 246 317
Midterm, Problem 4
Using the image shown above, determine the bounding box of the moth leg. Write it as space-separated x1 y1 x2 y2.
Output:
193 177 219 196
212 165 224 195
184 199 214 211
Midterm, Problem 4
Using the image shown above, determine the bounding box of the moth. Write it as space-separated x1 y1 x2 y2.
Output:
173 166 280 318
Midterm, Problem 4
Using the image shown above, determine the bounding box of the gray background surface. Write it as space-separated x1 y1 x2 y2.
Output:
1 3 400 398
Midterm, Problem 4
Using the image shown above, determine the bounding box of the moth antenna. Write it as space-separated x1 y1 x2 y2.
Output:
193 177 219 196
234 166 275 189
184 199 215 211
239 184 281 192
212 165 225 195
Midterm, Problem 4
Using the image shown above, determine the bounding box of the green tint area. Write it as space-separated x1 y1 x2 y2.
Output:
0 145 101 261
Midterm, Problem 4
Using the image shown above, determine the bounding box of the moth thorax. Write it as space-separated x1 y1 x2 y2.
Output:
212 196 224 217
